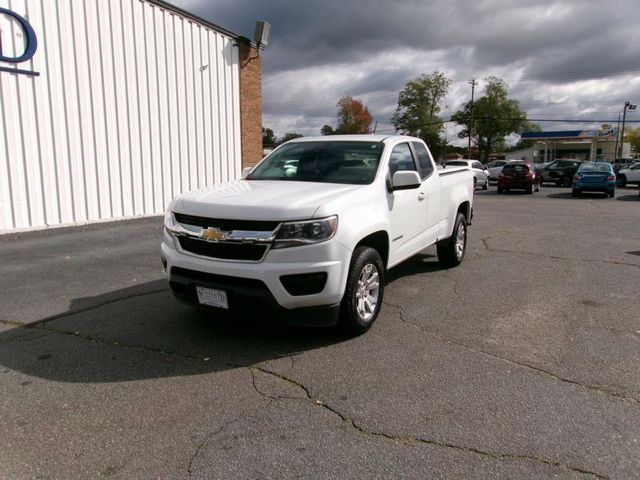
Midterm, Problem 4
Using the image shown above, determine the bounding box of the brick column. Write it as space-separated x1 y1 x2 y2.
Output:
239 42 262 168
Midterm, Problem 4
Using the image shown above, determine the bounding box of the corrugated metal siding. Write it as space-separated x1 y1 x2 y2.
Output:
0 0 242 232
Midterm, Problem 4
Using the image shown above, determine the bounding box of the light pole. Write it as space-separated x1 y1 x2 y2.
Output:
619 101 637 159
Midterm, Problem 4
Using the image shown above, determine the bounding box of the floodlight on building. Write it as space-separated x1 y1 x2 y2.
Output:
254 21 271 49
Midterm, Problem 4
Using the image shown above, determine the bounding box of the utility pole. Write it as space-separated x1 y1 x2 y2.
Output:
614 112 621 161
468 78 479 158
619 101 637 159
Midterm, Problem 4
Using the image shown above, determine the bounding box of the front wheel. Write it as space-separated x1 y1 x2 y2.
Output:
562 176 572 187
338 246 385 336
437 212 467 268
482 178 488 190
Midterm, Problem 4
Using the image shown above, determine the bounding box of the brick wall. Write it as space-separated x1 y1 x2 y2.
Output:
239 43 262 168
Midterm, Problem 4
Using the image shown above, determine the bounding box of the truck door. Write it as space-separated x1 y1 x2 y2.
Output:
386 142 428 265
411 141 442 246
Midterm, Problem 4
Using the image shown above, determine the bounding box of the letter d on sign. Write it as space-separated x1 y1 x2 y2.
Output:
0 7 39 76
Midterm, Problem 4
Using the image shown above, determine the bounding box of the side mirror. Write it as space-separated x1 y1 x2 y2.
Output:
392 171 421 190
241 167 253 178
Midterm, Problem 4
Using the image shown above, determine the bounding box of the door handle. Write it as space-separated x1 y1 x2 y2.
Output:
418 192 426 201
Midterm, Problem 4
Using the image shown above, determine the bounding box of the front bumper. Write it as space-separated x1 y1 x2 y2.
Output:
161 230 351 316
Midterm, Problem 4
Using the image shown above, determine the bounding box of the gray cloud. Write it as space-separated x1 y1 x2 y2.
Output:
175 0 640 141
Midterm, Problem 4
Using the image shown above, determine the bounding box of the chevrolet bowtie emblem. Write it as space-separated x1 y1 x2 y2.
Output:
200 227 228 242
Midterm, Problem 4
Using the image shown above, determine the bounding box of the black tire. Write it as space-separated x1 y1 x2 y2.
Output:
572 189 580 196
482 178 488 190
527 184 533 194
618 175 627 188
497 187 503 194
338 246 385 336
562 176 572 187
607 190 615 198
437 212 467 268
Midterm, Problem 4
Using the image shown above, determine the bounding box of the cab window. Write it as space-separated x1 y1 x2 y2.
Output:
411 142 434 178
389 143 417 176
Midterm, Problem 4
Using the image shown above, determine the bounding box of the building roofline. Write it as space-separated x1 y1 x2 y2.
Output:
143 0 258 46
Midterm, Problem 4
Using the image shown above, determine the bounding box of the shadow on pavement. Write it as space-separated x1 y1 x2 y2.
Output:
616 194 640 202
386 252 443 282
546 192 610 200
0 280 348 383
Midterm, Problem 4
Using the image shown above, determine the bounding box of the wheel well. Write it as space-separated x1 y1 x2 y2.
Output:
355 231 389 269
457 201 471 222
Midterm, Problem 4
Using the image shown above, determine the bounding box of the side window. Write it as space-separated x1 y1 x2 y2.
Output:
472 161 483 170
411 142 434 178
632 164 640 170
389 143 417 176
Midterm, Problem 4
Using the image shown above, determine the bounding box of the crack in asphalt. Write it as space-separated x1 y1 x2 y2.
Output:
0 287 170 329
382 300 640 407
252 366 609 480
0 317 235 368
481 237 640 270
186 379 270 478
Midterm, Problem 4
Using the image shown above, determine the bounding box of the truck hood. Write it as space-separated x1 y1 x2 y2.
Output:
170 180 361 221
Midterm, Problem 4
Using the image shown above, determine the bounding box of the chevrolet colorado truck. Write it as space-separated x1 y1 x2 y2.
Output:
162 135 474 335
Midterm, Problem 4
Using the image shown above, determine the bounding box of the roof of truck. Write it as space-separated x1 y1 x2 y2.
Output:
287 134 417 143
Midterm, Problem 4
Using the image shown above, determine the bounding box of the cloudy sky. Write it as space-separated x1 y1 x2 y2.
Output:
175 0 640 145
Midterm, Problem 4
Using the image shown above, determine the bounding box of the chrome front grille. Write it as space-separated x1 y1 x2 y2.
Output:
167 212 279 262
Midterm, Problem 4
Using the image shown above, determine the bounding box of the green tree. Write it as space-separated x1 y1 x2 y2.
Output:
321 125 335 135
280 132 304 143
334 96 373 134
625 126 640 155
451 77 528 162
262 127 276 146
391 71 452 149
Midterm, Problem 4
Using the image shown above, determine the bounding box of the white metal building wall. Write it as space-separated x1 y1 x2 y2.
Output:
0 0 242 232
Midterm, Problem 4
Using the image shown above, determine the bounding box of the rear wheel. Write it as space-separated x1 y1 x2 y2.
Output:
562 176 572 187
607 190 615 198
617 175 627 187
338 246 385 336
497 186 504 194
482 178 488 190
527 184 533 194
437 212 467 268
572 189 581 196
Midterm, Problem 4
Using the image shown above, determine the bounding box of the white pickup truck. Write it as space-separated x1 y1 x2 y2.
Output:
162 135 474 334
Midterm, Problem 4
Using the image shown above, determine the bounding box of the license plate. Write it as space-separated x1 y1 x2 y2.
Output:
196 287 229 309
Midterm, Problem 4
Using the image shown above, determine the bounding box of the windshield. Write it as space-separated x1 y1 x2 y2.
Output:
579 163 612 173
503 164 530 173
247 141 384 184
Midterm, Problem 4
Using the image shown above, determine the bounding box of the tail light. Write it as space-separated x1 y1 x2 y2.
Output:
573 174 581 180
526 172 534 179
607 175 616 181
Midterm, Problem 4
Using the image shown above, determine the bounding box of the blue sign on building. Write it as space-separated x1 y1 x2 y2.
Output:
0 7 39 76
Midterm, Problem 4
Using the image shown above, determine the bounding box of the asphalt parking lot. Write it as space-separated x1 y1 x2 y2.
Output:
1 186 639 479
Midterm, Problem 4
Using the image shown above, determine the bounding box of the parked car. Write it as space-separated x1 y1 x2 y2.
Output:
572 162 616 197
163 135 474 335
486 159 518 182
497 163 540 194
616 163 640 187
445 159 489 190
612 158 639 175
540 159 582 186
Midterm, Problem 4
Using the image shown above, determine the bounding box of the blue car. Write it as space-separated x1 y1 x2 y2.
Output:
572 162 616 197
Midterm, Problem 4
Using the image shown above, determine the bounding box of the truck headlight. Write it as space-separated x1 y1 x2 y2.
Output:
164 211 177 234
273 216 338 249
